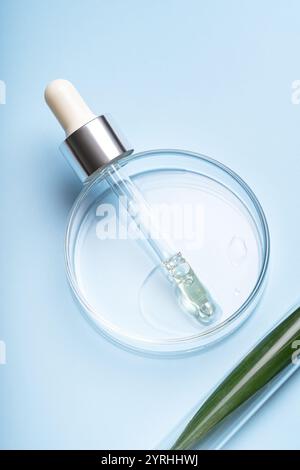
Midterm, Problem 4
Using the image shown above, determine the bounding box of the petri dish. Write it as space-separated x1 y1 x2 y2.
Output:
65 149 270 355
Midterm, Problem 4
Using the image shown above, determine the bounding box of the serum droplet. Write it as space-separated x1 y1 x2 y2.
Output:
228 237 247 266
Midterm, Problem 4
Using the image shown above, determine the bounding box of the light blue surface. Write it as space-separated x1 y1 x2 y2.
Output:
1 0 300 449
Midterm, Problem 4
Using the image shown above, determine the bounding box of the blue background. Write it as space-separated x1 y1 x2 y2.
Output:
1 0 300 449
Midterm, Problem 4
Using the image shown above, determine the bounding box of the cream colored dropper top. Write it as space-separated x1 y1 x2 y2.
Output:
44 79 96 137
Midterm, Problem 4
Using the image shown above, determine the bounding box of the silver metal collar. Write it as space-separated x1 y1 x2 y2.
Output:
60 115 134 180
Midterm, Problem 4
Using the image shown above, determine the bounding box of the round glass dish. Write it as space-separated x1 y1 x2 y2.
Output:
65 150 270 355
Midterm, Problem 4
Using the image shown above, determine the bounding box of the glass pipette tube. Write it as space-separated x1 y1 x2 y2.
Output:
105 163 219 324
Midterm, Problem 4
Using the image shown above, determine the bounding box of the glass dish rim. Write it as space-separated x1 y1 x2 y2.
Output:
65 148 270 347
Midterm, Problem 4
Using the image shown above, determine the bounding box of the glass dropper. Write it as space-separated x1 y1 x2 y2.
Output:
105 162 218 323
44 79 219 325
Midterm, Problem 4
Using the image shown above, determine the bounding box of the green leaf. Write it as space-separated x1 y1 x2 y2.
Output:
172 306 300 450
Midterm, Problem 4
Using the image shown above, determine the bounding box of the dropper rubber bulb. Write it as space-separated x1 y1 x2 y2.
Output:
45 79 96 137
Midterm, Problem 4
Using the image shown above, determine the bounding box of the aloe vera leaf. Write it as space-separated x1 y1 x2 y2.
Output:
172 306 300 450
